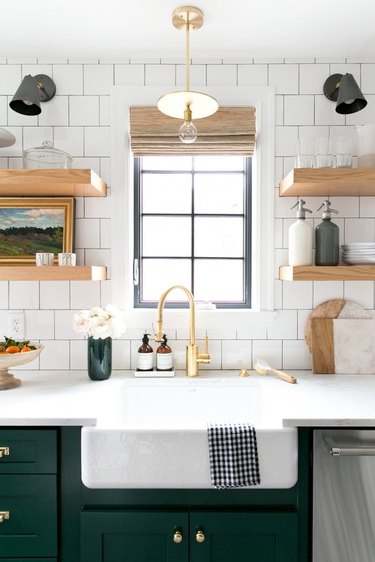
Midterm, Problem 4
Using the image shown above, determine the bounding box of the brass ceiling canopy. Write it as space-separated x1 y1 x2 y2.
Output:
157 5 219 144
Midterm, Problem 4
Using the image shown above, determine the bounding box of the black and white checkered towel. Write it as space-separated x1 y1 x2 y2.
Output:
207 423 260 489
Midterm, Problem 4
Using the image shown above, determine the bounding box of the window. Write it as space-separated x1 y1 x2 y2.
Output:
134 155 252 308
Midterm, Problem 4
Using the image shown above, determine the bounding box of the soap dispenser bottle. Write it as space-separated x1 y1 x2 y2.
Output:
315 200 339 266
156 334 173 372
136 333 154 372
288 199 313 266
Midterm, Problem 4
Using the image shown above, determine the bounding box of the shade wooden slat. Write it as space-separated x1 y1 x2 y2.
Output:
130 106 256 156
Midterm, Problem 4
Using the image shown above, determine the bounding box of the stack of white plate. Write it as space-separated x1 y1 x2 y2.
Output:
341 243 375 265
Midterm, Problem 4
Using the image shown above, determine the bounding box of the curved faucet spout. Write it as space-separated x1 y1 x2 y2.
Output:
155 285 196 346
155 285 210 377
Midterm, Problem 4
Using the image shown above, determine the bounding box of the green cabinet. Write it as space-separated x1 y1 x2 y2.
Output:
81 510 297 562
0 429 57 559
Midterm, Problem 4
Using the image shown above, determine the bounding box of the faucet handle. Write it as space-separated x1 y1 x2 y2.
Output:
197 335 211 364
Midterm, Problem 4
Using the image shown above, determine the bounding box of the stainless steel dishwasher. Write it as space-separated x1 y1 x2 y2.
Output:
314 429 375 562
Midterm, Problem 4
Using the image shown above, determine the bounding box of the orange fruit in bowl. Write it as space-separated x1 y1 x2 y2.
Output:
21 346 31 352
6 345 21 354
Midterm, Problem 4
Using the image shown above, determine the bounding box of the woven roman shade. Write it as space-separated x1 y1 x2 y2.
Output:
129 106 256 156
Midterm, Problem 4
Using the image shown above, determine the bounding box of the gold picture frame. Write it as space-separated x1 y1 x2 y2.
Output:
0 197 74 265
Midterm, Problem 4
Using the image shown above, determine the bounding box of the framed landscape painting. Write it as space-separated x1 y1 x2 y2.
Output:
0 197 74 264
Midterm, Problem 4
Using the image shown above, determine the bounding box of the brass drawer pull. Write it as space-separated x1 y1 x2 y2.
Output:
196 530 205 543
0 447 9 458
173 530 183 544
0 511 9 523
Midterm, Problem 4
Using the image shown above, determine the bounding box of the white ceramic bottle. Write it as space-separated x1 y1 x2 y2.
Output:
288 199 313 266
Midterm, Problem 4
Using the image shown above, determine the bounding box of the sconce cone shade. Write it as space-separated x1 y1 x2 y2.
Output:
323 73 367 115
9 74 56 116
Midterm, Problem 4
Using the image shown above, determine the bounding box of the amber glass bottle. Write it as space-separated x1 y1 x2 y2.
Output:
136 333 153 371
156 334 173 371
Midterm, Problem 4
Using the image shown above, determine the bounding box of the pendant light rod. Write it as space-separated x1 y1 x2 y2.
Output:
185 10 191 92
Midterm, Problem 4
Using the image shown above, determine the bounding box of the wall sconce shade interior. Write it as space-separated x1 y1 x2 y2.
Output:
9 74 56 116
323 73 367 115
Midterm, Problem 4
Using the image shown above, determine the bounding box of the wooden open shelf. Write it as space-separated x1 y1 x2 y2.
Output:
0 266 107 281
0 169 107 197
280 265 375 281
279 168 375 197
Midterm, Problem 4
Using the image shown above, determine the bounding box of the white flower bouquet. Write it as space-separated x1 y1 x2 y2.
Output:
73 304 125 340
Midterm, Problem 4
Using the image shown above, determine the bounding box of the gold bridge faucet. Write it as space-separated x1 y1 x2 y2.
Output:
155 285 211 377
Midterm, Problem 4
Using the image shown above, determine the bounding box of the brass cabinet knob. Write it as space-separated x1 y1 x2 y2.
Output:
0 447 9 458
173 530 183 544
196 530 205 543
0 512 9 523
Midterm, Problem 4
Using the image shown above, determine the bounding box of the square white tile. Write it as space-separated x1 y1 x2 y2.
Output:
283 340 311 370
299 64 329 94
38 96 69 126
70 281 101 310
222 340 251 370
52 65 83 95
75 218 100 248
284 95 314 126
40 281 70 309
10 281 39 309
268 64 298 94
39 339 70 369
252 340 282 370
84 64 113 94
84 126 110 157
70 96 99 126
207 65 237 86
237 65 267 86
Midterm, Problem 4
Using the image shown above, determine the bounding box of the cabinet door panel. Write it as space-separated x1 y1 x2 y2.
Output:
0 429 56 474
0 475 57 557
190 511 298 562
81 511 188 562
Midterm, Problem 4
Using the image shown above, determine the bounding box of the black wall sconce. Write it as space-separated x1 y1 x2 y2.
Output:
323 73 367 115
9 74 56 116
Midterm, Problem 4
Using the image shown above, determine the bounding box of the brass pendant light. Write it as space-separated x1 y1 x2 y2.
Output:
157 6 219 144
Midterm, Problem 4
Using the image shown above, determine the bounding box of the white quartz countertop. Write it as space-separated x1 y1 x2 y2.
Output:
1 369 375 427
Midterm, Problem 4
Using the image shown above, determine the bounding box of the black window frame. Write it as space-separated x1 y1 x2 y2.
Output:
133 156 252 309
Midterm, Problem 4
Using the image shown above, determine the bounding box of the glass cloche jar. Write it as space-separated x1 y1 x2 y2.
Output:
23 140 72 169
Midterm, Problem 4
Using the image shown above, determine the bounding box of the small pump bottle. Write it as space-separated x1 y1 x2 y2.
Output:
315 200 339 266
288 199 313 266
156 334 173 372
137 333 153 372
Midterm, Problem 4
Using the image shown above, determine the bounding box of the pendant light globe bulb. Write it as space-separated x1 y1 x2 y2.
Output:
179 119 197 144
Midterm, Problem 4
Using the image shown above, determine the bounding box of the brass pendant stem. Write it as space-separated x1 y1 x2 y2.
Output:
185 11 190 92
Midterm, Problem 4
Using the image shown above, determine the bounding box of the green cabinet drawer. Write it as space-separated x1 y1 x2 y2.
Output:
0 475 57 557
81 510 189 562
0 429 56 474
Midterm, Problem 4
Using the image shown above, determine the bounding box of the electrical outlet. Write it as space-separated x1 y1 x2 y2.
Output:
8 312 25 339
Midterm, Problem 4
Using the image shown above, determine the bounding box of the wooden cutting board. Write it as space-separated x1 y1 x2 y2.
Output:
311 318 375 374
305 299 370 352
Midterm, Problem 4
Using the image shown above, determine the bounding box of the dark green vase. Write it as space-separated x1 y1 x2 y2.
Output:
87 336 112 380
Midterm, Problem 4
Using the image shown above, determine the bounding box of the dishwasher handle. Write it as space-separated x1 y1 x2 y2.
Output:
323 435 375 457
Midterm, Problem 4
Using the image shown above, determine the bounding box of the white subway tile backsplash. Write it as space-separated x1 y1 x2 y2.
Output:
10 281 39 309
0 65 22 95
70 96 99 126
40 281 70 309
52 64 83 95
112 339 131 369
313 281 344 307
25 310 55 339
40 340 70 369
269 64 298 94
222 340 251 370
176 65 206 86
145 64 175 86
345 218 375 243
38 96 69 126
54 126 84 156
84 126 110 157
361 64 375 94
284 95 314 126
207 65 237 86
0 282 8 309
299 64 329 94
115 64 144 85
75 218 100 248
3 57 375 373
252 340 282 370
237 65 267 86
84 64 114 94
283 340 311 370
267 310 297 339
283 281 313 310
344 281 374 309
